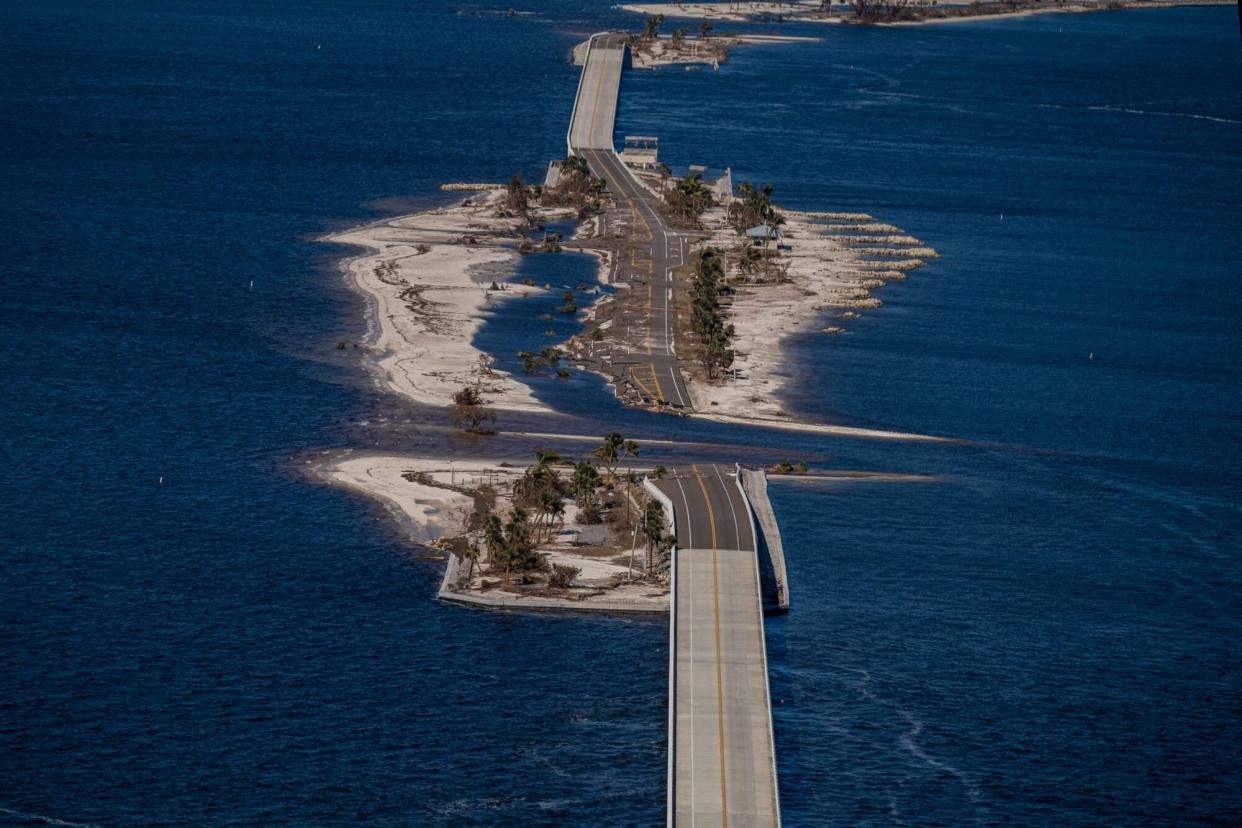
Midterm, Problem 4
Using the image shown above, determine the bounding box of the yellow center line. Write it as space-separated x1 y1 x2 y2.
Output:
646 279 654 356
691 465 728 827
628 364 659 402
650 363 666 403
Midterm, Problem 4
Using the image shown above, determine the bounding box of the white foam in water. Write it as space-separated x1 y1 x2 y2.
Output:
0 806 100 828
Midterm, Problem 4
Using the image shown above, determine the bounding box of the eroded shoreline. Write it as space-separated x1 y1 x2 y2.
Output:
313 19 957 611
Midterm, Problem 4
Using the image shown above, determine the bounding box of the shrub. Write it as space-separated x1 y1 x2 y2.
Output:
548 564 580 590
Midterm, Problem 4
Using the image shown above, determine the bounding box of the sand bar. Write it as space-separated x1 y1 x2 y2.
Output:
327 190 579 415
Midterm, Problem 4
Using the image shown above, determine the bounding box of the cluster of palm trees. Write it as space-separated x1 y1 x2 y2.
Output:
642 13 665 40
460 432 682 588
543 155 606 218
504 173 533 224
727 181 785 235
639 500 675 579
691 248 736 378
481 508 542 585
664 172 714 225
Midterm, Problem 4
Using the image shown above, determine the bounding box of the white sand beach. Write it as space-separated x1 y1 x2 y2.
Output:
621 0 1230 26
682 204 938 435
327 189 578 415
320 452 670 612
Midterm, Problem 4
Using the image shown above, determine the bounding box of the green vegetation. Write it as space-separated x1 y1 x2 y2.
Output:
727 181 785 235
639 499 675 577
542 155 606 218
642 13 664 40
458 434 671 590
595 431 640 482
770 460 809 475
504 173 533 225
452 385 497 434
690 248 735 378
548 564 581 590
483 508 544 583
540 232 563 253
572 459 603 524
656 162 673 195
664 172 714 224
517 346 565 376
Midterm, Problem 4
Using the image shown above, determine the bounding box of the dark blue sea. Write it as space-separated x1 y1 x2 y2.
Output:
2 1 1239 825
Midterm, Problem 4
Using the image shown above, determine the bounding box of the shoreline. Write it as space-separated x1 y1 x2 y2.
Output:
317 451 672 613
672 200 940 433
618 0 1231 26
324 189 573 417
313 23 954 612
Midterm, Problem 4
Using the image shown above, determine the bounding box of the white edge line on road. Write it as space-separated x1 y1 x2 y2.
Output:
645 477 680 828
735 465 783 826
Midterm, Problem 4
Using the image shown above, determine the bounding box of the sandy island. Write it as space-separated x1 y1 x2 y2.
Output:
321 452 672 613
619 0 1231 26
314 23 960 612
327 189 580 415
688 202 938 432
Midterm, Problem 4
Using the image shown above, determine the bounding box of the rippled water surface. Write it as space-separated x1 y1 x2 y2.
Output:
2 2 1239 825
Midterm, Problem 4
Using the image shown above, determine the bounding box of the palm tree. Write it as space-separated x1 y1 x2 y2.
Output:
483 513 506 570
515 448 561 503
572 460 602 523
595 433 639 482
623 438 640 478
502 508 534 583
657 162 672 195
533 448 560 474
595 433 623 481
563 154 591 178
667 173 714 224
640 500 667 576
572 460 600 504
535 489 565 543
642 13 665 40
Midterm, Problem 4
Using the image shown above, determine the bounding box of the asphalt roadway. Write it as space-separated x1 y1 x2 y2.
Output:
655 465 781 827
569 33 693 409
571 36 781 825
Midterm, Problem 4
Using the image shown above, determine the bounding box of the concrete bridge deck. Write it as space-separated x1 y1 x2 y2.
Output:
651 466 781 827
570 37 781 825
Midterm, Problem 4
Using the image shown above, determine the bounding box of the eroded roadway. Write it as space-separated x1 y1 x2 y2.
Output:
570 34 781 826
568 32 692 409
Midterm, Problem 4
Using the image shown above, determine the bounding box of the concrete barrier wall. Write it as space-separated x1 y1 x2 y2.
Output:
739 468 790 612
643 476 678 827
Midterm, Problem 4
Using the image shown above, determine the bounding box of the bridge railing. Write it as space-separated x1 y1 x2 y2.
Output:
643 476 679 827
735 464 784 826
566 32 603 156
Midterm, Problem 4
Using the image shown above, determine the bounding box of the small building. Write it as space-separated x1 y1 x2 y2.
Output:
620 135 659 169
745 224 782 245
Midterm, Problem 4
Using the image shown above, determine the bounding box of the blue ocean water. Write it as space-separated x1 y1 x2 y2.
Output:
2 2 1239 825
